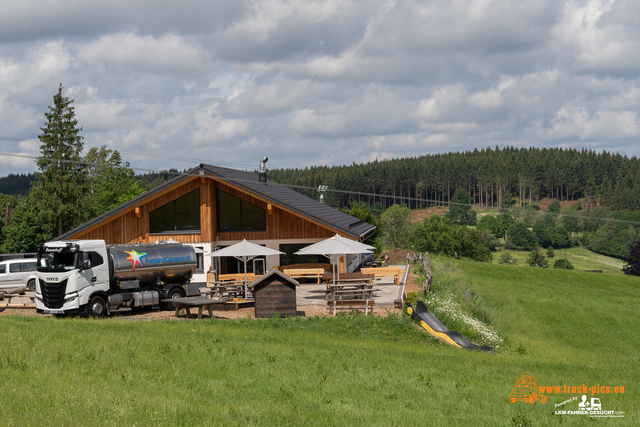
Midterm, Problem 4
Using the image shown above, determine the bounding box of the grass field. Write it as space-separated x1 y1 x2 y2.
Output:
492 246 625 273
0 257 637 426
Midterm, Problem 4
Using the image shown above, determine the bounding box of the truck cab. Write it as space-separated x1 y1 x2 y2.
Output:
35 240 110 315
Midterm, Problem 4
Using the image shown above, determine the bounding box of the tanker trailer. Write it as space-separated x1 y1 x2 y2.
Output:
35 239 200 316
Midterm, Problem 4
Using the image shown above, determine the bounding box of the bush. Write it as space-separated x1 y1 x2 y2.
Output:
499 252 517 265
546 247 555 258
553 258 574 269
623 239 640 276
506 222 537 251
527 246 547 267
445 189 477 226
548 200 561 213
479 229 499 251
533 219 571 249
477 215 505 238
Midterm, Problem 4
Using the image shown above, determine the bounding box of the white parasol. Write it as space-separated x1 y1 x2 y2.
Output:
294 234 373 285
205 240 284 298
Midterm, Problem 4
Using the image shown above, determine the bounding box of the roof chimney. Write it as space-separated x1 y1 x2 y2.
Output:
259 157 268 183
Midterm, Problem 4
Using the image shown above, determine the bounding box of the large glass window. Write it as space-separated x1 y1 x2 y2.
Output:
150 189 201 234
217 190 266 232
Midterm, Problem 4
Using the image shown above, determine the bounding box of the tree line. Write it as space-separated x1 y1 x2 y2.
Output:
268 146 640 211
0 173 35 196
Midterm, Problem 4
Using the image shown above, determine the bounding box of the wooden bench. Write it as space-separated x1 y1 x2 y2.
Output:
282 268 324 283
218 273 260 283
361 267 405 285
327 299 375 316
321 272 374 284
0 294 36 308
276 263 332 272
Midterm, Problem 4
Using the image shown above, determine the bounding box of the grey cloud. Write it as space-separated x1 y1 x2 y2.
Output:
0 1 246 42
2 0 640 178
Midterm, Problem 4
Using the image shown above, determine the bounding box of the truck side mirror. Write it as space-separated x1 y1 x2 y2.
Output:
81 259 91 270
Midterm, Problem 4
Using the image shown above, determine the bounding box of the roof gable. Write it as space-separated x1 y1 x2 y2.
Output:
57 163 375 240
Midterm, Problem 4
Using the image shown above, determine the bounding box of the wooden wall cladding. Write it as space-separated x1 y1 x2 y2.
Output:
253 280 297 318
70 176 340 244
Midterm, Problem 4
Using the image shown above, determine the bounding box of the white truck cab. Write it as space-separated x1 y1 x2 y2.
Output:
35 240 109 315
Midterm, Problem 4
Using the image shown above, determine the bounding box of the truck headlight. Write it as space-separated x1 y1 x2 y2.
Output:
64 293 78 303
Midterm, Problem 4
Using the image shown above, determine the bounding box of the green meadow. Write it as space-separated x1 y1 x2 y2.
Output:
0 257 637 426
492 246 625 273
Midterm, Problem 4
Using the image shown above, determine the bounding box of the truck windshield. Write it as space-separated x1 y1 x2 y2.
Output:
37 251 77 272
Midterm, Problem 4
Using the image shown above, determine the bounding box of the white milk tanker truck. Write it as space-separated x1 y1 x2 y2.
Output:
35 239 200 316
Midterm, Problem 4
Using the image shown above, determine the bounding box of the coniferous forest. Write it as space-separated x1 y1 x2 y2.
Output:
267 146 640 211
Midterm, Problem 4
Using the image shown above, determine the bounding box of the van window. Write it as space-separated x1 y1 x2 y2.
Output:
9 263 22 273
0 264 5 274
23 262 37 272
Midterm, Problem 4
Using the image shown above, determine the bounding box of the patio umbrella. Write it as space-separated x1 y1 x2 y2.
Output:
294 234 373 285
205 240 284 298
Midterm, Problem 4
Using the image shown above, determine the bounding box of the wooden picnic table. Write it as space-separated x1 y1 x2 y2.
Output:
162 297 227 319
205 281 253 299
325 282 374 301
200 280 251 299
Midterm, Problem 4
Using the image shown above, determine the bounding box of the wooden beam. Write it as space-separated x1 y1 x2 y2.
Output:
134 207 142 219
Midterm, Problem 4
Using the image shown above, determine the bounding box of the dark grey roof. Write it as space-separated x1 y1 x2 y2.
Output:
57 163 375 241
248 269 299 288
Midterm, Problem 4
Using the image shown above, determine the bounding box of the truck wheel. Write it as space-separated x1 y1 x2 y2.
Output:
89 296 107 317
162 288 185 311
27 279 36 292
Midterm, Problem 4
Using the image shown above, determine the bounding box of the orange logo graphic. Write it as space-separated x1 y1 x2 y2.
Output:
509 372 547 404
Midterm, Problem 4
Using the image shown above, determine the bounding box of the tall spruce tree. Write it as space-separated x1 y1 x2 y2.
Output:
32 83 88 237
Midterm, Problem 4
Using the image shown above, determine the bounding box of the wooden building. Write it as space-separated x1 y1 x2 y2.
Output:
57 163 376 283
249 269 299 318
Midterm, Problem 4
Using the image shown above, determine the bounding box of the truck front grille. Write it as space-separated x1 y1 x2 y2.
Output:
40 278 68 309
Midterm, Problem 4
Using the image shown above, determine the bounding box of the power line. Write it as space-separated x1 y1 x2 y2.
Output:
0 137 258 170
278 183 640 225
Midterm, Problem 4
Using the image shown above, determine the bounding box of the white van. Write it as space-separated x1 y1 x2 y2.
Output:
0 258 38 291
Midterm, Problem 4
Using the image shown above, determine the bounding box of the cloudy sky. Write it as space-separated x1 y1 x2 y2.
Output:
1 0 639 176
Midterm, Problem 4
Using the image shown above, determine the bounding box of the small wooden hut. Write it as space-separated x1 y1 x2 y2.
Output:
249 269 299 318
